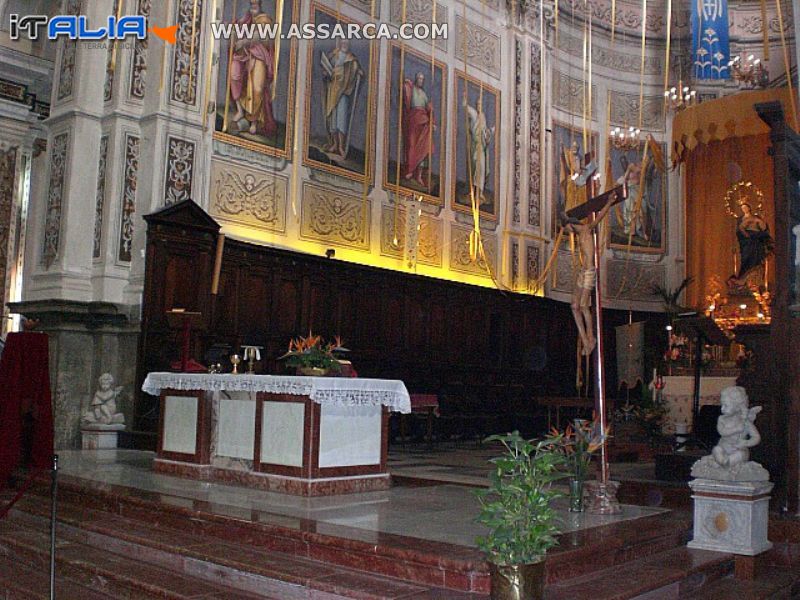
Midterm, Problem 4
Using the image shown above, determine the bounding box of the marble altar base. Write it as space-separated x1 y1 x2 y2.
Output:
81 424 125 450
687 478 774 556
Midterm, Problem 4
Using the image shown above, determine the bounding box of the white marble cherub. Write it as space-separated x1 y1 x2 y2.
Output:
691 386 770 481
82 373 125 427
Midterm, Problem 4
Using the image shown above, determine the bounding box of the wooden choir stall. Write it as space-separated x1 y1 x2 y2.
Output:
143 373 410 496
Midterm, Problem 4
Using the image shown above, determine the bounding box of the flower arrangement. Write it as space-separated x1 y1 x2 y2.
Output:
664 332 689 363
551 417 608 481
278 333 348 374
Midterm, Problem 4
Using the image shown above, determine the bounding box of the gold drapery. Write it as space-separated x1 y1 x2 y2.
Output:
684 134 775 308
672 88 795 164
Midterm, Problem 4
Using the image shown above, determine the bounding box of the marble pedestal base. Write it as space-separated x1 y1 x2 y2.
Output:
687 478 773 556
153 458 392 496
81 424 125 450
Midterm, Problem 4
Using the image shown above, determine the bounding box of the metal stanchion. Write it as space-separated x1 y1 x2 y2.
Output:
50 454 58 600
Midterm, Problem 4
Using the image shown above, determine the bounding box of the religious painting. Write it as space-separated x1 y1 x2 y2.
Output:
452 71 500 220
551 122 598 238
607 139 667 254
303 3 377 184
384 43 447 206
214 0 298 158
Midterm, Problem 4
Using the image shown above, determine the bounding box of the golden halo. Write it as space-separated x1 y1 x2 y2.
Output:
724 181 764 219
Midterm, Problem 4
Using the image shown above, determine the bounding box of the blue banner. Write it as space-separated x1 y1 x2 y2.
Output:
692 0 731 79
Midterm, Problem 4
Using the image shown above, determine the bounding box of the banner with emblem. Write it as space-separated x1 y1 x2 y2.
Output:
692 0 730 79
616 322 645 390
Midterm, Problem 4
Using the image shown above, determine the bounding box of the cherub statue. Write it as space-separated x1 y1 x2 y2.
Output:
691 386 770 481
82 373 125 427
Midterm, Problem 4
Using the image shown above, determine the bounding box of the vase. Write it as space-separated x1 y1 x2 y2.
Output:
568 477 585 513
489 561 545 600
297 367 327 377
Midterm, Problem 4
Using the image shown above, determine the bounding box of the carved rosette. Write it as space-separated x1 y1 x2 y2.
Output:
56 0 81 101
511 240 519 289
301 183 370 250
379 205 442 267
455 16 500 75
557 33 662 74
42 133 69 268
606 260 665 301
170 0 204 106
164 137 196 205
529 41 542 227
129 0 152 100
104 0 121 102
449 225 496 278
0 148 16 307
513 37 522 226
209 160 287 233
390 0 447 49
610 92 664 131
526 244 541 293
93 136 109 259
118 134 140 263
553 70 596 117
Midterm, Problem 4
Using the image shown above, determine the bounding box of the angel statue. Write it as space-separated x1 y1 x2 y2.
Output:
82 373 125 427
691 386 770 481
727 201 774 288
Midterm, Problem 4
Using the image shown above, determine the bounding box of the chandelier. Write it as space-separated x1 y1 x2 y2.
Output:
610 125 641 151
664 82 698 112
728 53 769 89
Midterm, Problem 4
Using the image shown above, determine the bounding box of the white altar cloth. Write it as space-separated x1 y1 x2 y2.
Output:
142 372 411 413
661 375 738 433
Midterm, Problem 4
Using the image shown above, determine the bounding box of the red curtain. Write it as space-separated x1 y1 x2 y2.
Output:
0 332 54 487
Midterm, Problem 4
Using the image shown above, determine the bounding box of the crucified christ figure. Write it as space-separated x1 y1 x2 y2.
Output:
561 193 617 356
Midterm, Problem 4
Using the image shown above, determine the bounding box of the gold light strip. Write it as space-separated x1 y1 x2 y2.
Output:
638 0 646 132
110 0 123 73
222 0 238 132
775 0 797 129
611 0 616 45
202 0 218 132
427 0 436 195
393 0 409 245
272 0 284 100
582 19 588 150
188 0 200 101
361 0 377 234
663 0 672 119
761 0 770 60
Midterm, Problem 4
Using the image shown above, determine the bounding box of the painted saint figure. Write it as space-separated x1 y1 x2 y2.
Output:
617 156 647 240
463 95 495 204
561 194 616 355
402 72 436 187
229 0 277 136
321 39 364 159
728 202 774 286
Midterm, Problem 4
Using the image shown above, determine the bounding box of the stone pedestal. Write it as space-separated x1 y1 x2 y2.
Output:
688 478 774 555
82 424 125 450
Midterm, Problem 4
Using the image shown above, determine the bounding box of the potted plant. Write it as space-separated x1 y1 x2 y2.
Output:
552 418 608 512
278 333 348 376
476 431 567 600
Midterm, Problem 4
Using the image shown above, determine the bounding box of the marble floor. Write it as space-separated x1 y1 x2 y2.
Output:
56 449 664 549
388 442 658 487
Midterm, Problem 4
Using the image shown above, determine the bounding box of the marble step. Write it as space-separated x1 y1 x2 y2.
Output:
682 567 800 599
544 547 734 600
21 475 491 594
0 553 112 600
6 500 485 600
0 516 277 600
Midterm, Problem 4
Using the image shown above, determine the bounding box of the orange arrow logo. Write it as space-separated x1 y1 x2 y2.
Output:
150 24 178 44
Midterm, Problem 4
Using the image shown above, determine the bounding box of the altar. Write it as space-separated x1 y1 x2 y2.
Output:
142 373 411 496
661 375 738 433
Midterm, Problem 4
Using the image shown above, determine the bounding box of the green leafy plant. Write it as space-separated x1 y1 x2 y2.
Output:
651 277 693 319
476 431 568 566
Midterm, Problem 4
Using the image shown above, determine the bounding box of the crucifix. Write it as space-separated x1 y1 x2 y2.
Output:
564 173 627 514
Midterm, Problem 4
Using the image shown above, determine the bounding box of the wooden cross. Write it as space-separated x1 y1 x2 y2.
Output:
566 183 628 222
